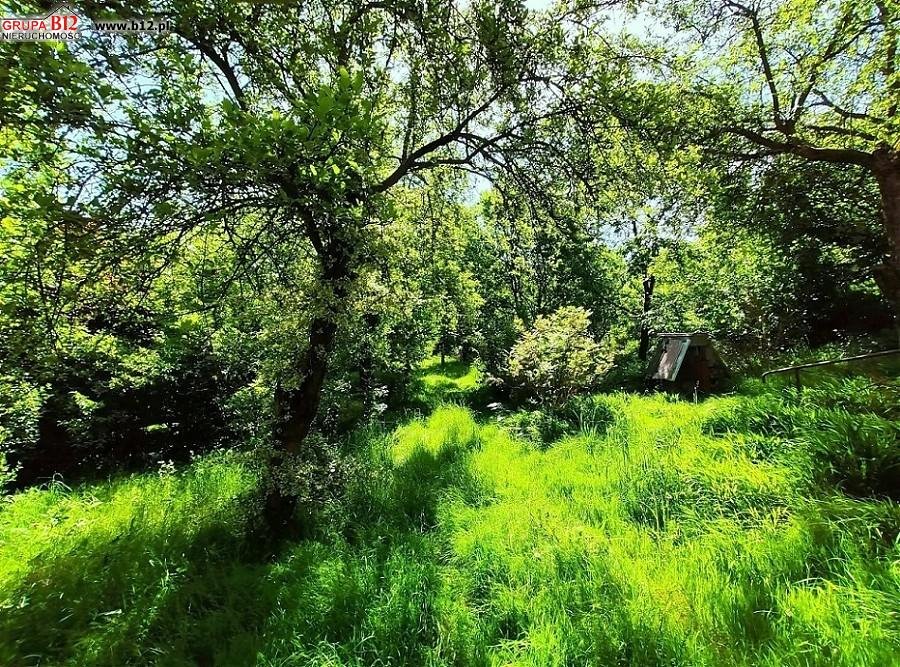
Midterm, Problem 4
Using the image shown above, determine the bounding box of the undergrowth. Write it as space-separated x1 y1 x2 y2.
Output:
1 371 898 665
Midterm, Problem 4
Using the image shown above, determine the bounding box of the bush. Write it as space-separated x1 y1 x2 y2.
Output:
0 375 45 487
503 409 575 446
507 307 610 405
3 323 242 486
0 453 15 494
502 396 615 447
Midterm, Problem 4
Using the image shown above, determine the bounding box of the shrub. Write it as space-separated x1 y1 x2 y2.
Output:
502 396 615 447
0 375 45 487
0 453 15 494
507 307 610 405
5 324 240 486
503 409 574 446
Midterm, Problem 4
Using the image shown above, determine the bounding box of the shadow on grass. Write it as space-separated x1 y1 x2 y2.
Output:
391 356 500 417
0 474 269 666
0 408 488 666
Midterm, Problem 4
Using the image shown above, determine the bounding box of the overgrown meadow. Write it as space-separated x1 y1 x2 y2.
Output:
4 0 900 664
2 360 897 666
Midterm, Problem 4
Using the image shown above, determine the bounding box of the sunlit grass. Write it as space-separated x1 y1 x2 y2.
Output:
0 452 258 665
1 364 897 665
436 392 899 665
411 356 483 407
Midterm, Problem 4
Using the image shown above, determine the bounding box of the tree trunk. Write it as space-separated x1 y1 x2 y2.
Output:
279 316 339 453
264 252 349 536
638 274 655 361
872 152 900 342
440 312 450 365
264 315 339 535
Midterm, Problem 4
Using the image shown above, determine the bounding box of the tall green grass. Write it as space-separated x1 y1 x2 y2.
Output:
0 452 258 665
1 372 898 665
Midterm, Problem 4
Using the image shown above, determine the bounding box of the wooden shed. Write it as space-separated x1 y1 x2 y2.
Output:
646 332 730 393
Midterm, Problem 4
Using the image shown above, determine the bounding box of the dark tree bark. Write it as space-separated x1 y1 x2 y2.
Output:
638 274 655 361
264 314 340 535
278 316 340 453
872 151 900 338
264 248 350 536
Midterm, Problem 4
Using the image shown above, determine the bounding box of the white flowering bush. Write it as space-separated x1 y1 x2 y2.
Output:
507 307 610 405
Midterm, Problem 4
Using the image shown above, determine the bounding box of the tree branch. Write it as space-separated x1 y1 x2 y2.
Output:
178 32 247 110
725 0 783 129
811 90 880 123
723 126 874 167
373 91 502 193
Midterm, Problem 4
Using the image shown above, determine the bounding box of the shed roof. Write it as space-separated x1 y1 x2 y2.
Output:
652 337 690 381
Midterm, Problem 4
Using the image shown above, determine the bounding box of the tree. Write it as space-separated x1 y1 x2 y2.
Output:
467 185 627 374
712 156 893 341
663 0 900 329
3 0 630 532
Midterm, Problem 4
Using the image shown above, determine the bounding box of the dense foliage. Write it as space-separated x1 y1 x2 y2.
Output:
507 306 610 404
2 0 897 487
